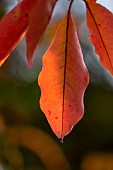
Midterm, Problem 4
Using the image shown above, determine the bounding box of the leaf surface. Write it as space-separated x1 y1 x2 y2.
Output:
85 1 113 75
0 0 37 66
38 13 89 139
26 0 57 66
85 0 96 2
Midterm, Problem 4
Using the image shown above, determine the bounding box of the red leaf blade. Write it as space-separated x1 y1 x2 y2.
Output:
0 0 37 66
26 0 57 66
38 13 89 139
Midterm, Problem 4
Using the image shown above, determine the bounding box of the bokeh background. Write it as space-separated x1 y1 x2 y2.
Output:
0 0 113 169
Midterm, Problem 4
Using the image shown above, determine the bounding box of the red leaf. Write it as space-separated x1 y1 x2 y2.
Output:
26 0 57 66
85 1 113 75
0 0 37 66
38 13 89 139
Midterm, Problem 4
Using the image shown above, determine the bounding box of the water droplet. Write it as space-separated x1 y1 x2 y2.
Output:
60 138 64 143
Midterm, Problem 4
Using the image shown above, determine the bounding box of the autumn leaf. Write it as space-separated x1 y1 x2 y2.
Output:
0 0 37 66
26 0 57 66
85 0 96 2
38 12 89 139
85 1 113 75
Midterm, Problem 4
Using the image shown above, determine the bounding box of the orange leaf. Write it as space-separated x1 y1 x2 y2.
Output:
0 0 37 66
38 13 89 139
85 0 96 2
26 0 57 66
85 1 113 75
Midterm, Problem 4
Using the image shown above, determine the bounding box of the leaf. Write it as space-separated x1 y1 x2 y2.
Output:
38 13 89 139
26 0 57 66
85 0 96 2
0 0 37 66
85 1 113 75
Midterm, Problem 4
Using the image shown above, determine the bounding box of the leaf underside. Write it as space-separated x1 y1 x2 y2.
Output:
38 13 89 139
26 0 57 66
0 0 57 67
0 0 38 66
86 1 113 75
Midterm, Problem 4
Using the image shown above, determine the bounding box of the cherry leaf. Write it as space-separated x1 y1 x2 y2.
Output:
0 0 37 66
38 13 89 139
26 0 57 66
85 1 113 75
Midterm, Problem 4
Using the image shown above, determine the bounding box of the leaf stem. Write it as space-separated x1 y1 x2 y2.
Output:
68 0 74 14
61 0 74 140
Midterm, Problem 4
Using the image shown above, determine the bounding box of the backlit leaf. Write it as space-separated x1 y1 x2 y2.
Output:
26 0 57 66
38 13 89 139
85 1 113 75
85 0 96 2
0 0 37 66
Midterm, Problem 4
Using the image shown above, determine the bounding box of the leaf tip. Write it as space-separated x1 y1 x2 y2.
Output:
0 55 9 67
27 59 32 69
59 138 64 143
26 51 33 68
0 60 5 67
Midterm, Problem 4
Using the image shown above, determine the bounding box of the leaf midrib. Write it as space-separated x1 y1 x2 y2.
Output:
61 13 70 138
